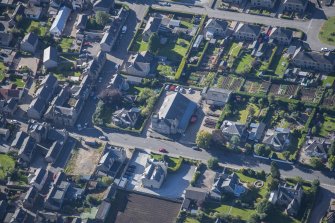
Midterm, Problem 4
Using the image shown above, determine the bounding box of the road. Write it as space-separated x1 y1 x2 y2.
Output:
117 0 335 51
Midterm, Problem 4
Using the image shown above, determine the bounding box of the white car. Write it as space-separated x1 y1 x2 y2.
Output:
165 85 170 91
99 136 108 141
77 124 82 131
121 26 127 34
175 86 180 92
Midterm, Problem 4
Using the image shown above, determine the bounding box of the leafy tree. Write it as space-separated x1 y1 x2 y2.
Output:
95 11 110 26
328 142 335 156
282 151 290 160
328 155 335 170
98 88 122 105
207 157 219 170
137 88 155 103
254 144 271 157
311 126 317 135
270 161 280 179
196 130 212 149
248 213 261 223
257 98 265 108
148 33 160 54
230 135 240 148
310 157 324 169
267 175 279 190
250 97 256 104
248 106 256 118
288 103 297 112
267 94 275 106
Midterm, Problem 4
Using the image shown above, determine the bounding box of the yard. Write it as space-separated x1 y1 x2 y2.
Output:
319 114 335 137
217 75 244 91
242 80 270 95
20 19 51 37
229 102 261 124
150 153 183 172
322 75 335 87
272 54 289 77
228 42 243 58
318 16 335 46
0 154 15 180
130 32 149 52
60 37 74 53
158 37 190 63
235 53 254 74
0 62 6 80
157 64 175 79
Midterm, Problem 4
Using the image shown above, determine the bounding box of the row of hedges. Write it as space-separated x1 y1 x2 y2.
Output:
175 57 187 80
188 41 210 69
168 157 183 172
190 171 201 186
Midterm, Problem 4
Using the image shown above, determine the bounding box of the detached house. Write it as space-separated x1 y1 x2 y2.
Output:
123 51 153 77
221 120 246 138
203 19 229 40
201 87 232 107
251 0 277 9
96 145 126 176
269 183 303 216
269 27 293 45
21 32 39 54
248 122 266 142
211 172 245 199
141 159 168 189
262 127 290 151
292 50 335 73
303 137 331 160
143 17 162 42
49 6 71 36
151 92 197 135
234 23 261 41
112 107 140 128
282 0 308 13
0 32 13 47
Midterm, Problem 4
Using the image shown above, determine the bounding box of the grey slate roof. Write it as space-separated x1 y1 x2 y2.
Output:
94 0 114 9
269 27 293 40
22 32 38 46
144 17 162 34
221 120 246 137
11 131 28 148
43 46 58 63
236 23 261 36
293 51 335 66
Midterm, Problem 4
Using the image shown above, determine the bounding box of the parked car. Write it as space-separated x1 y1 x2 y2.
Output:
192 146 201 151
121 26 127 34
99 136 107 140
165 85 170 91
159 148 168 153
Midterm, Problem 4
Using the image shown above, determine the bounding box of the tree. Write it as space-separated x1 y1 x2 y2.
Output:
267 175 279 190
257 98 265 108
250 97 256 104
230 135 240 149
148 33 160 54
207 158 219 170
267 94 275 106
137 88 155 103
270 161 280 179
282 151 290 160
196 130 212 149
310 157 324 169
254 144 271 157
328 155 335 170
288 103 297 112
95 11 110 26
311 126 317 135
328 142 335 156
248 106 256 118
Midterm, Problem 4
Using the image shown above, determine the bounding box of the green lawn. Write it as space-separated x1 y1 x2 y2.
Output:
150 153 183 172
180 20 193 29
205 201 256 221
322 75 335 87
0 62 5 81
236 172 268 197
158 38 190 62
60 38 74 53
14 78 25 88
274 55 289 76
318 16 335 46
130 32 148 52
0 154 15 180
229 42 242 57
185 218 200 223
320 114 335 137
27 20 51 36
235 53 254 74
230 102 260 124
157 64 174 77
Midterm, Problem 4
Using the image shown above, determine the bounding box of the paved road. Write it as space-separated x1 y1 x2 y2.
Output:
117 0 335 51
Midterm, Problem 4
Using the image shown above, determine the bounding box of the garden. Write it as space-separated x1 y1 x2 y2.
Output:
150 153 183 172
0 154 15 180
187 71 216 87
299 86 325 104
318 16 335 46
241 80 270 95
268 84 299 98
319 113 335 138
268 53 289 78
234 52 254 75
216 75 244 92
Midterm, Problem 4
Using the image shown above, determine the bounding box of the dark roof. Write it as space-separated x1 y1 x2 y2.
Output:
293 51 335 66
18 136 36 157
94 0 114 9
40 74 57 87
144 17 162 34
221 120 246 137
236 23 261 36
269 27 293 40
11 131 28 148
22 32 38 45
43 46 58 63
76 14 88 29
185 186 208 201
110 74 124 89
205 19 228 30
45 141 63 162
30 97 46 114
33 168 47 185
95 201 111 221
283 0 308 5
158 92 197 131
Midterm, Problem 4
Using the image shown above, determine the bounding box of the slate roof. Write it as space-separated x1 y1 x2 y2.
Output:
18 136 36 158
31 168 47 185
205 18 228 30
43 46 58 63
11 131 28 148
100 31 114 46
235 23 261 36
46 141 63 162
22 32 38 46
76 14 88 29
110 73 124 89
269 27 293 40
95 201 111 221
185 186 208 201
30 97 46 114
94 0 114 9
158 92 197 132
293 51 335 66
283 0 308 5
221 120 246 137
144 17 162 34
49 6 71 34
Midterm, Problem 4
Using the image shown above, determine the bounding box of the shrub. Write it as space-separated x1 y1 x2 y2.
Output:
207 158 219 170
175 57 187 80
191 171 201 186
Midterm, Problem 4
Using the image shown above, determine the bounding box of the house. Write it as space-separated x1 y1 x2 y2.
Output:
203 19 229 40
325 199 335 223
7 207 35 223
151 92 197 135
211 172 244 199
303 137 331 160
248 122 266 142
24 4 42 19
95 201 111 223
269 27 293 45
201 87 232 107
27 74 58 119
193 35 204 48
72 0 87 11
9 3 25 26
109 73 128 90
76 14 88 30
18 136 36 163
292 50 335 73
223 0 243 5
11 131 28 149
112 107 140 128
0 32 13 46
100 32 114 52
23 186 38 208
43 46 58 69
251 0 277 9
123 51 153 77
262 127 290 151
182 186 209 211
0 128 10 141
96 145 126 176
29 168 48 191
141 159 168 189
282 0 308 13
49 6 71 36
143 17 162 42
27 121 50 143
269 183 303 216
84 51 106 78
20 32 39 54
93 0 115 12
234 23 261 41
0 98 18 116
45 141 64 164
44 171 70 211
221 120 246 138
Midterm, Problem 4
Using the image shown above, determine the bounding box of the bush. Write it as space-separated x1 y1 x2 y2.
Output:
207 158 219 170
191 171 201 186
175 57 187 80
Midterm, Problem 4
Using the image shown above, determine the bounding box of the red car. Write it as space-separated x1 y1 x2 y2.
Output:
159 148 168 153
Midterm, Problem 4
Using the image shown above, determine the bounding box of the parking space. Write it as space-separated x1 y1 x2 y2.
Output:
125 150 196 199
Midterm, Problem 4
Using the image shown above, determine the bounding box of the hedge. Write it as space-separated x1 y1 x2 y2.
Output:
168 157 183 172
175 56 187 80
